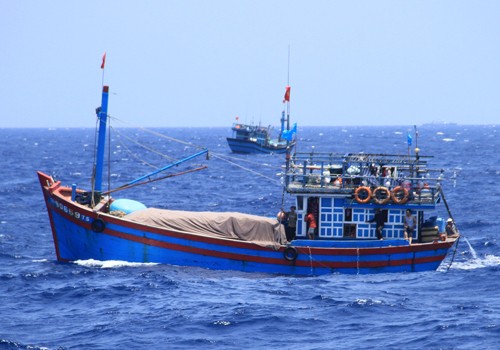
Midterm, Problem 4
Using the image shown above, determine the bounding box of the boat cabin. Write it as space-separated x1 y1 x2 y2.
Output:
284 152 445 243
231 123 272 146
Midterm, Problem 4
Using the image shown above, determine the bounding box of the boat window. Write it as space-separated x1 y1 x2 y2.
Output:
345 208 352 222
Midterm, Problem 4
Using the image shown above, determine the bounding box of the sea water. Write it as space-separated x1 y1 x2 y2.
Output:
0 125 498 350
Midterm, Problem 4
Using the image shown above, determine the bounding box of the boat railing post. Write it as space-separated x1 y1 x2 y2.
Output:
285 144 291 187
302 160 307 187
320 162 325 187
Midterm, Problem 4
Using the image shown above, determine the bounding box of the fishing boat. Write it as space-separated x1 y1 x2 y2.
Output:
226 86 296 154
226 122 289 154
38 84 459 275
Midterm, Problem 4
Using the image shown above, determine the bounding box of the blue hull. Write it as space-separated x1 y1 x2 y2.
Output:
226 137 289 154
39 172 457 275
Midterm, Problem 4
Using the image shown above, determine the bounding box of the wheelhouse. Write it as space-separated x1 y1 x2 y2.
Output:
285 152 444 242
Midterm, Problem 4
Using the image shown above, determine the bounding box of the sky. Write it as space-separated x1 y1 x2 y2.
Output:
1 1 499 128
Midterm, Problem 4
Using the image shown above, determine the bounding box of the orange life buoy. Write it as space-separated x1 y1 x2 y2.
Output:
354 186 372 204
372 186 391 205
391 186 409 204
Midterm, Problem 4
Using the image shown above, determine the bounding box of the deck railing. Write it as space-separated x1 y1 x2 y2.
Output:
284 152 443 204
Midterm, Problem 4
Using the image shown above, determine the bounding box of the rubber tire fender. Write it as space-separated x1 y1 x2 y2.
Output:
284 246 299 261
91 218 106 233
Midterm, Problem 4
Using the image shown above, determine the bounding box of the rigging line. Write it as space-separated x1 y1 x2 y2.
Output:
280 185 286 210
103 166 208 195
447 235 461 271
210 151 282 168
210 153 280 184
111 129 159 169
108 115 206 150
308 247 313 274
111 126 178 163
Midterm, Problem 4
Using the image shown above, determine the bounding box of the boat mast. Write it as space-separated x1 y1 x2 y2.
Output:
284 46 292 188
93 85 109 194
286 45 290 131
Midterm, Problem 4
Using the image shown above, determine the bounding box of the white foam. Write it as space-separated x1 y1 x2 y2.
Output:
73 259 158 269
450 255 500 271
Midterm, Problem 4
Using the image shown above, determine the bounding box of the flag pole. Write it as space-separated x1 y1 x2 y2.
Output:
286 45 290 132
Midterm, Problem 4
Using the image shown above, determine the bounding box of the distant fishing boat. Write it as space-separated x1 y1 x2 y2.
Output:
226 122 288 154
226 86 296 154
38 81 460 275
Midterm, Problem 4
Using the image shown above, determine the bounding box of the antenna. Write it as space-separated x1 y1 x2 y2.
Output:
287 45 290 86
286 45 291 131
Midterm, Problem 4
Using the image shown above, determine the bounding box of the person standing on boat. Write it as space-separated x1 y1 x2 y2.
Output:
367 209 385 240
445 218 458 236
404 209 416 244
305 210 317 240
285 206 297 241
277 209 287 229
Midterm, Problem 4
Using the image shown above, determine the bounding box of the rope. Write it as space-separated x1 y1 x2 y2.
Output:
91 115 287 213
439 186 463 271
107 116 283 186
112 130 159 169
108 115 206 150
446 235 461 271
211 151 280 167
210 153 281 184
357 248 360 274
103 166 208 195
308 247 313 274
111 126 178 164
108 118 280 185
280 185 286 211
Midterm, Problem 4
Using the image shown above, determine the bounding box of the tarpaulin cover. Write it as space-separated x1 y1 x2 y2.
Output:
125 208 286 247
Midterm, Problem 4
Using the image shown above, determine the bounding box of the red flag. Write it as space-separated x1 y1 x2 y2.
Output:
101 52 106 69
283 85 291 103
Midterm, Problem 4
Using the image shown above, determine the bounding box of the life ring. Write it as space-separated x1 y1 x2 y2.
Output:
372 186 391 205
283 246 298 261
391 186 409 204
354 186 372 204
91 218 106 233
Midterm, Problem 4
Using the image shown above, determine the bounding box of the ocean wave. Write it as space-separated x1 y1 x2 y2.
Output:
450 254 500 270
72 259 159 269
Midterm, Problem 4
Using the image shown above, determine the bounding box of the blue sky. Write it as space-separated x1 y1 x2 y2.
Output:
2 1 499 128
